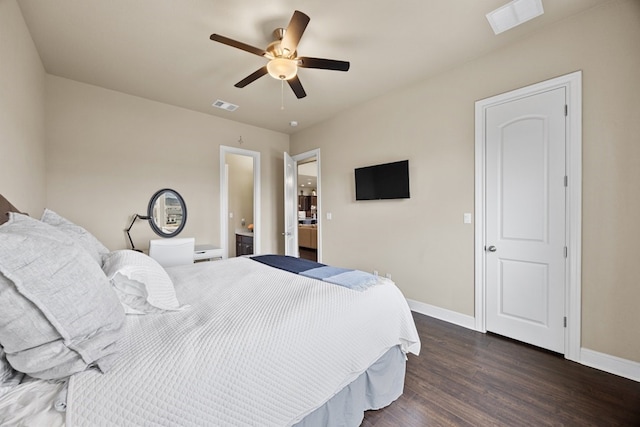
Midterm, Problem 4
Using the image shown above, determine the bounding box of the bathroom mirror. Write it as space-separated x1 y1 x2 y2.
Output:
147 188 187 237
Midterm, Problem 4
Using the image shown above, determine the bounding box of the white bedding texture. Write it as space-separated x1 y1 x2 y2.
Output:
0 208 420 426
68 257 420 426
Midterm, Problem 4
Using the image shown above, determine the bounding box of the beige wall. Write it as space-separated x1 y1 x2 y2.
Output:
45 75 288 254
227 153 254 256
0 0 46 215
4 0 638 365
291 0 640 363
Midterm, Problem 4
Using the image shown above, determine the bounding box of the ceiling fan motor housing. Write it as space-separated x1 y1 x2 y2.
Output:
267 30 296 59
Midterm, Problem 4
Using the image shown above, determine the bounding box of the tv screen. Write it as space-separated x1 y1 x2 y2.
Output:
355 160 410 200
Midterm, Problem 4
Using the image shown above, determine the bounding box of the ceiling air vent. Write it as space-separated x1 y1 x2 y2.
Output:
486 0 544 35
212 99 239 112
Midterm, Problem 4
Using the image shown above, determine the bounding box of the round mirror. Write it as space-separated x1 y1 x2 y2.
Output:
147 188 187 237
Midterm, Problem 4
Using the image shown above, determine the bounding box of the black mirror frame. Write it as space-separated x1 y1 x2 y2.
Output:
147 188 187 238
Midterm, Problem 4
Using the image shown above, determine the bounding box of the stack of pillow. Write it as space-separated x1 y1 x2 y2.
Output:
0 209 186 396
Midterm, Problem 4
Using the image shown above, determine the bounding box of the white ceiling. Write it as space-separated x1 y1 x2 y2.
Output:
18 0 608 135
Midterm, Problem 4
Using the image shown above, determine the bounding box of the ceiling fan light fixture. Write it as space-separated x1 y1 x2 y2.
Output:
267 58 298 80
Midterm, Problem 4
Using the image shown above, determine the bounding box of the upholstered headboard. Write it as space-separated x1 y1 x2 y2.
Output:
0 194 22 225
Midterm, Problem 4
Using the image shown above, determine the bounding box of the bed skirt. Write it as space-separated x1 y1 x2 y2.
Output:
293 345 406 427
0 345 406 426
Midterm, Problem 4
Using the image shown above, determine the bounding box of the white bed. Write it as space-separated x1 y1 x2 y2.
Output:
0 197 420 426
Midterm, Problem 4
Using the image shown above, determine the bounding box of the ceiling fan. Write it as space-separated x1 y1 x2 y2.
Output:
210 10 350 99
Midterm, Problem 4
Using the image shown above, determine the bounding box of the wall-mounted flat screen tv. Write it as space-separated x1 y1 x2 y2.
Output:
355 160 410 200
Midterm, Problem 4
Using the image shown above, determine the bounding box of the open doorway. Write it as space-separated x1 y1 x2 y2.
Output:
284 149 321 262
226 153 254 257
220 146 261 259
297 157 318 261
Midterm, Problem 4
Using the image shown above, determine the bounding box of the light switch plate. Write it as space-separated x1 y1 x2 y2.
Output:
463 213 472 224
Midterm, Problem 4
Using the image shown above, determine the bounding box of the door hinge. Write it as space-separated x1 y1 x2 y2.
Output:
564 175 568 187
565 104 568 116
564 317 567 328
564 246 568 258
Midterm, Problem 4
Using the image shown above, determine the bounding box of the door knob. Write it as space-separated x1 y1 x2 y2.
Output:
486 245 497 252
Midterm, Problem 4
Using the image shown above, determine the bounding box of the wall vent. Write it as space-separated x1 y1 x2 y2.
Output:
212 99 239 112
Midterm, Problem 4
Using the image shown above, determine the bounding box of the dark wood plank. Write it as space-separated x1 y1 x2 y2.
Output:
364 312 640 426
298 247 317 261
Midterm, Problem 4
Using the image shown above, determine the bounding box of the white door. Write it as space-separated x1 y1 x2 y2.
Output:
485 87 566 353
284 152 297 256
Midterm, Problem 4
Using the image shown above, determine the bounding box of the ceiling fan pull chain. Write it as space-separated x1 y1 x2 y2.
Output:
281 79 285 110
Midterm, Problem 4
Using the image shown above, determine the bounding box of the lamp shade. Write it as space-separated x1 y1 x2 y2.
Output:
267 58 298 80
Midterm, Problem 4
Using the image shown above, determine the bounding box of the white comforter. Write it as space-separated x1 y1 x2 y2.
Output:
66 257 420 426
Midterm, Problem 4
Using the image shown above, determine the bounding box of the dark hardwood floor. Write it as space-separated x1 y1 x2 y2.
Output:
298 247 317 261
363 312 640 426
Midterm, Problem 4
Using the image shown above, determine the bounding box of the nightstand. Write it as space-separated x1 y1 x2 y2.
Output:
194 244 223 261
235 233 253 256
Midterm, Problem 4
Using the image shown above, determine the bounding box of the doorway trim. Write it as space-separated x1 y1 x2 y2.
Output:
474 71 582 361
220 145 261 259
291 149 322 262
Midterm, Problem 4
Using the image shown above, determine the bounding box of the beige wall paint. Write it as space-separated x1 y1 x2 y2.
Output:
291 0 640 362
227 153 254 256
0 0 46 215
45 75 288 254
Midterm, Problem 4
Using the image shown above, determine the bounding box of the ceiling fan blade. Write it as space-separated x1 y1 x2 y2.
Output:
280 10 310 56
298 57 350 72
210 34 267 57
287 75 307 99
234 67 268 88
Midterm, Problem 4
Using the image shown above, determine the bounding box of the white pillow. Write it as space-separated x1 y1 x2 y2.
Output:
111 273 166 315
0 213 125 380
41 209 109 265
103 250 185 312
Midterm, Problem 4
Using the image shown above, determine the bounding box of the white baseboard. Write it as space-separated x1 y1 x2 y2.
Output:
580 348 640 382
407 299 640 383
407 299 477 331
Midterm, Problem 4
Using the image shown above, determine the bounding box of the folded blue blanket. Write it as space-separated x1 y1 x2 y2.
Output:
251 254 325 273
251 255 378 291
322 270 378 291
300 266 351 280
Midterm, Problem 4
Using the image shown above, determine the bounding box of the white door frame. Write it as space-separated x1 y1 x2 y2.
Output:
284 152 298 257
474 71 582 361
220 145 261 259
289 149 322 262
